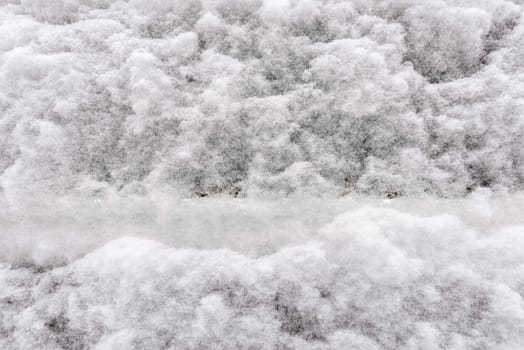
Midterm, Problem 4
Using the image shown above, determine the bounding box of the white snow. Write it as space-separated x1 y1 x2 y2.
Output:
1 0 524 199
1 191 524 349
2 0 524 348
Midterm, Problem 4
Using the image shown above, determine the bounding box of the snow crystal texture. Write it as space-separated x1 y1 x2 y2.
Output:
3 193 524 349
2 0 524 349
1 0 524 199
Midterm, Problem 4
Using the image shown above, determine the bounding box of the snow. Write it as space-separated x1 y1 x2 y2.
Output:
0 191 523 349
1 0 524 199
2 0 524 348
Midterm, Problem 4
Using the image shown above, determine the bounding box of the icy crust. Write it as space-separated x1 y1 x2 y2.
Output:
1 0 524 201
2 199 524 349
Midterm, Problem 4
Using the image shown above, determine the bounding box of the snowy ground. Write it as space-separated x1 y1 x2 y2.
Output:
3 0 524 349
2 190 524 349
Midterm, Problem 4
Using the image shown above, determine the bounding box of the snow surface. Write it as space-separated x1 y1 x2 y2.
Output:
1 0 524 199
2 0 524 349
2 190 524 349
